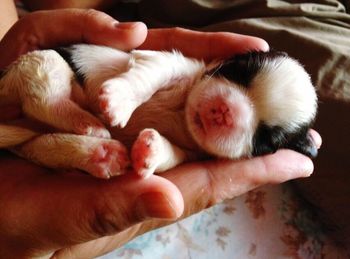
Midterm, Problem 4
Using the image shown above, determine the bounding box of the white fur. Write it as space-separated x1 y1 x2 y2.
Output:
0 125 38 147
0 50 110 138
249 56 317 132
13 133 129 178
88 49 205 127
0 45 317 178
131 128 187 178
185 77 257 158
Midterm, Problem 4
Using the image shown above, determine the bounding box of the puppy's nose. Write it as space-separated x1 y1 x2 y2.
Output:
198 97 241 132
206 103 233 127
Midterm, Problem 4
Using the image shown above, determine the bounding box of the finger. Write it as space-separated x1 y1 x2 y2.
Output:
163 150 313 214
309 129 322 149
54 149 315 258
0 156 183 255
139 27 269 61
0 9 147 69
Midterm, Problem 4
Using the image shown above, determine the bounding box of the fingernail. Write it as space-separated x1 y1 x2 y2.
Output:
303 159 314 177
260 39 270 52
114 22 144 30
112 21 119 27
135 192 179 219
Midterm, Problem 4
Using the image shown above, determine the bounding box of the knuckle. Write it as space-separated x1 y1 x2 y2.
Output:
171 27 185 40
89 209 119 237
84 8 101 20
172 27 185 34
166 27 183 44
83 8 112 25
252 158 272 186
16 16 40 51
201 162 218 208
89 203 122 236
88 195 136 237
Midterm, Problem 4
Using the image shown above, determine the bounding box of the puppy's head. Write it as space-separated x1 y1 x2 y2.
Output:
185 50 318 159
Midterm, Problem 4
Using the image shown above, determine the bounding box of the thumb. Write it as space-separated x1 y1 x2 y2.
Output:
0 157 183 255
65 173 184 240
0 9 147 69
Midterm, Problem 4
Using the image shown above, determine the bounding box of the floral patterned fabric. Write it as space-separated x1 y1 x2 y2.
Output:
100 184 347 259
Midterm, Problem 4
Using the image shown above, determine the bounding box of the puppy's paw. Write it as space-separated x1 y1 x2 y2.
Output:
98 79 138 128
131 129 163 178
86 140 130 179
75 121 111 139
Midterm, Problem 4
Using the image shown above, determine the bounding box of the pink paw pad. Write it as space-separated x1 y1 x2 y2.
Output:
131 129 162 178
87 141 130 179
78 125 111 139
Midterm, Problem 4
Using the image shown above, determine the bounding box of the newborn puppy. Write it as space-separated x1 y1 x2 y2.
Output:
0 45 318 178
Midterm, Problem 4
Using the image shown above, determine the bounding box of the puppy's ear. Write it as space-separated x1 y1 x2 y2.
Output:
206 50 288 87
252 124 284 156
252 124 318 158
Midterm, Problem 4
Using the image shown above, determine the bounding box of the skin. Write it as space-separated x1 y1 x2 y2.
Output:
0 0 17 38
0 7 321 259
22 0 115 11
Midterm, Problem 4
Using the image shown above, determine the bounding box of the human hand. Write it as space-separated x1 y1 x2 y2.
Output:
0 11 320 258
0 131 320 258
140 27 269 61
0 8 147 70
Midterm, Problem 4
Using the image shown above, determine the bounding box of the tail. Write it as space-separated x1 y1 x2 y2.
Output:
0 124 39 148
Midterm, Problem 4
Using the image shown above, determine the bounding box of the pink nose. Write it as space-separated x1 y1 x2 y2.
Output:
206 104 234 126
199 97 237 131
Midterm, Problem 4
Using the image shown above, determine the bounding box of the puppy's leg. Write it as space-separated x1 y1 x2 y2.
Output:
0 125 38 148
22 98 110 138
95 50 205 128
131 128 187 178
13 133 129 179
2 50 110 138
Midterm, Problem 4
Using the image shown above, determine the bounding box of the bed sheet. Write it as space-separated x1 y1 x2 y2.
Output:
101 184 346 259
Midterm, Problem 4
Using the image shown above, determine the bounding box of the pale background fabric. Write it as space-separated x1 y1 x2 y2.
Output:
102 185 347 259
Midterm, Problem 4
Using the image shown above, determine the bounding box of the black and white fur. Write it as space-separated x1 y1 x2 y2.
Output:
0 45 318 178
